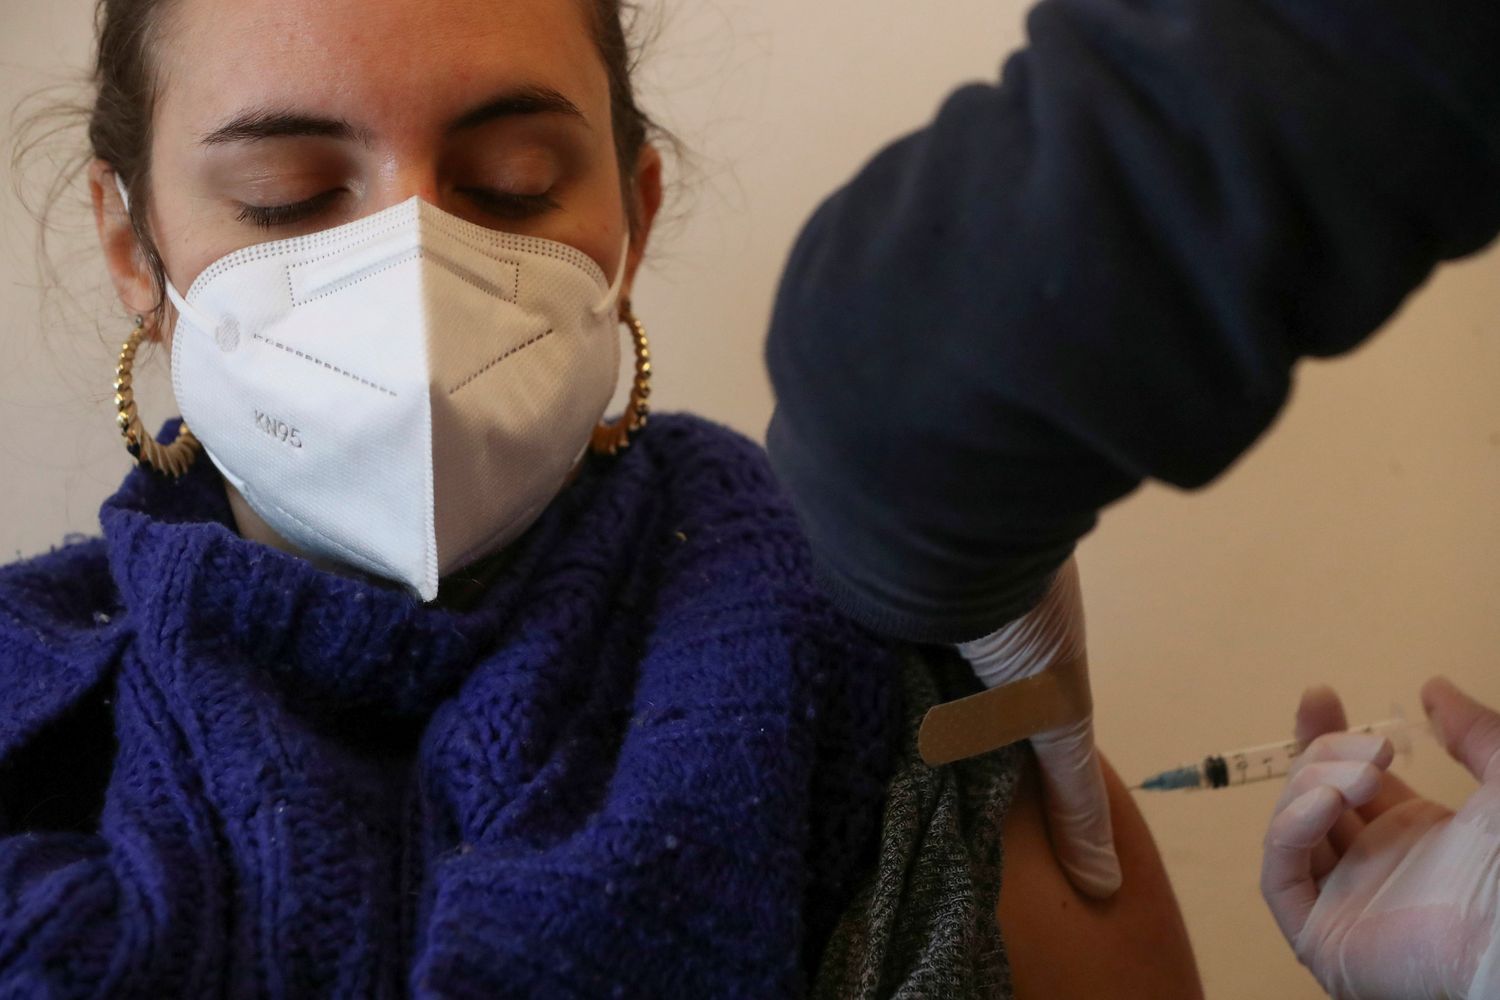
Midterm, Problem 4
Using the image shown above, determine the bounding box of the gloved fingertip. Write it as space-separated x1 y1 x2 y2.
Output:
1421 676 1456 718
1295 686 1348 745
1059 840 1123 899
1066 856 1123 899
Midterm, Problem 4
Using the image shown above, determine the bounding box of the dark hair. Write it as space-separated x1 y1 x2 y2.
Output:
33 0 665 331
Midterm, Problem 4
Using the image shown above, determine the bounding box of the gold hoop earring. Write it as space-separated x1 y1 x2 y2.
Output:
115 315 201 478
589 300 651 457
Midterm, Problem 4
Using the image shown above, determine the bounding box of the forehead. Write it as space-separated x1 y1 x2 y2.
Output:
154 0 605 133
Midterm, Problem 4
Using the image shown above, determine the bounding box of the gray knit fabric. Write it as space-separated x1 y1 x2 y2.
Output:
812 647 1021 999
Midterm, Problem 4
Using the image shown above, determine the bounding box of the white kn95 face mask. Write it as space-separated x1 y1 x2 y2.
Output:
119 177 628 600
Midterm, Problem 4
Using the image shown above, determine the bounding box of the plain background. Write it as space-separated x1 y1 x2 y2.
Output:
3 1 1498 996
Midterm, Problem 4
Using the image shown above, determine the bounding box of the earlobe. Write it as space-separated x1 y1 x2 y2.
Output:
88 159 159 322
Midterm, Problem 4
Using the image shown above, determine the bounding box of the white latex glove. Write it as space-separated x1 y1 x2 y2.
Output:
1261 678 1500 1000
956 557 1122 899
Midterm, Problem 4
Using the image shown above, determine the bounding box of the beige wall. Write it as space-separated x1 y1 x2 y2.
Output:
4 1 1498 996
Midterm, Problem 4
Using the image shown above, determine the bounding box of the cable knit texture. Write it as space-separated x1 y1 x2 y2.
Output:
0 413 900 999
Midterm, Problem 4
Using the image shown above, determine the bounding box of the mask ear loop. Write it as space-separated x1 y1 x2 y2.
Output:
589 232 651 456
113 173 217 335
590 231 633 319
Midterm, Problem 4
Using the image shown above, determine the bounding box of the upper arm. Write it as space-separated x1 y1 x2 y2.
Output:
767 0 1500 646
997 747 1203 999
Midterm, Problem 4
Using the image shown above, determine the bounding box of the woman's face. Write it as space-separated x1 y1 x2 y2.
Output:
89 0 661 562
94 0 660 321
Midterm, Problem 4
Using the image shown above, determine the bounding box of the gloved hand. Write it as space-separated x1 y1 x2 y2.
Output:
1261 678 1500 1000
956 557 1121 899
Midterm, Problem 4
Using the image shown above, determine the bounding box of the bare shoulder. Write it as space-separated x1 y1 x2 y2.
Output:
997 748 1203 1000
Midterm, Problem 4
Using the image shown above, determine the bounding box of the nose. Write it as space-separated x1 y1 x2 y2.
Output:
375 169 442 211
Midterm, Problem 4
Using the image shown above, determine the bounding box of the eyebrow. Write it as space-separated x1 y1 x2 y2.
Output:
199 85 587 146
446 86 587 134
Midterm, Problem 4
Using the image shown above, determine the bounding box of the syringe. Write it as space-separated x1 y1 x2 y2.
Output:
1131 713 1432 792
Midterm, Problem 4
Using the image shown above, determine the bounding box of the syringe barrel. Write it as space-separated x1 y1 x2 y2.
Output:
1217 737 1304 786
1135 716 1425 792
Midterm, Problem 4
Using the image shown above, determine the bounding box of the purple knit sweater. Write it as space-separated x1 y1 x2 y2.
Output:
0 413 899 998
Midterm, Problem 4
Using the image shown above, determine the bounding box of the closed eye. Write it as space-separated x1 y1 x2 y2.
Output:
460 187 559 221
233 188 559 230
235 189 343 229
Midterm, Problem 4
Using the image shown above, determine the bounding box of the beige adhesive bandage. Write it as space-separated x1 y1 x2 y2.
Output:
917 652 1092 767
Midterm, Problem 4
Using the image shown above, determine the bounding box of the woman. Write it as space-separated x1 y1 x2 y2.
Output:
1 0 1198 995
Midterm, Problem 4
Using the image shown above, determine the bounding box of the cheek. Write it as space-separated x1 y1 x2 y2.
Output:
145 158 251 297
547 154 630 279
142 194 247 355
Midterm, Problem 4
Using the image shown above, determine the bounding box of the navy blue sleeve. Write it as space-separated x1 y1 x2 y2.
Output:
764 0 1500 644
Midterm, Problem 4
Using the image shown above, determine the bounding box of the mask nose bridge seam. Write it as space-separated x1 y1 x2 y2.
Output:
421 204 607 286
114 176 602 302
287 223 524 305
249 243 541 401
187 209 415 301
413 247 521 306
